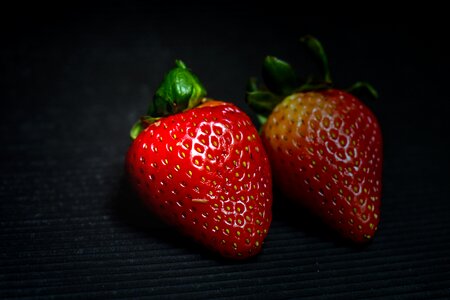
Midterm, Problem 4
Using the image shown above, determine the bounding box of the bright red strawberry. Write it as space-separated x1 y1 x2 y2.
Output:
126 61 272 259
247 37 382 243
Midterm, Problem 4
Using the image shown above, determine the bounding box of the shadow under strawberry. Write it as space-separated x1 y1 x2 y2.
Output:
112 174 205 257
112 173 261 263
272 187 372 250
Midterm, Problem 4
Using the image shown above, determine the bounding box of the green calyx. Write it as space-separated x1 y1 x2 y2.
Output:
130 60 207 139
149 60 206 117
300 35 332 84
262 56 298 96
246 35 378 123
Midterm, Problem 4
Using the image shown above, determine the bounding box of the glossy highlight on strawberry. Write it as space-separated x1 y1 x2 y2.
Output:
126 62 272 259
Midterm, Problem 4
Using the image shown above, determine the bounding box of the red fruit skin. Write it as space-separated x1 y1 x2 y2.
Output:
261 89 382 243
126 100 272 259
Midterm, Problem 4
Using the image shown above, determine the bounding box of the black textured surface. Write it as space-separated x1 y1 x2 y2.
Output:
1 7 450 299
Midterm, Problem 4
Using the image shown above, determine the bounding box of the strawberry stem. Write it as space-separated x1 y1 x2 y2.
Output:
130 116 162 140
246 90 282 115
129 120 145 140
262 56 297 96
347 81 379 99
149 60 207 117
300 35 332 84
247 77 259 93
247 36 378 128
130 60 207 139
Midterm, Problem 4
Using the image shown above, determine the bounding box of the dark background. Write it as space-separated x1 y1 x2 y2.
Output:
1 4 450 299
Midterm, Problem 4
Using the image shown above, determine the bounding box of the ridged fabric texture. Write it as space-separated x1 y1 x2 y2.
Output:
1 9 449 299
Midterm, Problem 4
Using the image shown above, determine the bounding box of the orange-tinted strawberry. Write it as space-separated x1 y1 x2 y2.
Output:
126 61 272 259
247 37 382 243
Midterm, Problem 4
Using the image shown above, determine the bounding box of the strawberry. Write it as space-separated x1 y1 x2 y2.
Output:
247 36 382 243
126 60 272 259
